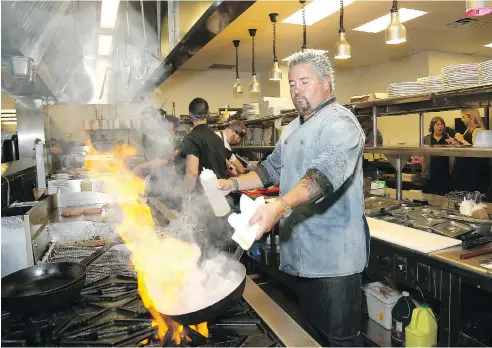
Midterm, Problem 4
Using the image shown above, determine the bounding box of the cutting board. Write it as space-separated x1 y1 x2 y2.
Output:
367 217 462 254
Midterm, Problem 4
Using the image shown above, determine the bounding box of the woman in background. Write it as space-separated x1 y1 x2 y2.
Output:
421 117 453 195
450 108 490 193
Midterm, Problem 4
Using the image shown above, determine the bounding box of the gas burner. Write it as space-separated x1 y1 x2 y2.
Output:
2 275 283 347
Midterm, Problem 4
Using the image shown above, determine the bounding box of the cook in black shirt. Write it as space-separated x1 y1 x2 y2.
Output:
180 98 231 207
421 117 453 195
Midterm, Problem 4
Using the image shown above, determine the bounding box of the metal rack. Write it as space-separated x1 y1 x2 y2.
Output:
231 85 491 199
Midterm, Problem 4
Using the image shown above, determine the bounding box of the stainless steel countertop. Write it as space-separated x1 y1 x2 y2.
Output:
243 277 320 347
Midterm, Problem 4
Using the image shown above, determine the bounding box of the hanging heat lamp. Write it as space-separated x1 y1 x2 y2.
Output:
385 0 406 45
334 0 351 60
269 13 282 81
466 0 492 16
248 29 261 93
300 0 307 51
232 40 243 94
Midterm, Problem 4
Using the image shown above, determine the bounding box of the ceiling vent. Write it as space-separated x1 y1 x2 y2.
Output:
207 64 235 70
443 17 483 30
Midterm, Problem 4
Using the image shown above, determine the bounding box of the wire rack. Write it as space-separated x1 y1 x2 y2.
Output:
445 191 485 211
39 243 135 282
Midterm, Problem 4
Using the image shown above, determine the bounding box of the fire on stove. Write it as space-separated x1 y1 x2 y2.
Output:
1 275 283 347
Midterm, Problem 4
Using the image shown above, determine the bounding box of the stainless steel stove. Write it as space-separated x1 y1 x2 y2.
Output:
1 275 318 347
1 275 282 347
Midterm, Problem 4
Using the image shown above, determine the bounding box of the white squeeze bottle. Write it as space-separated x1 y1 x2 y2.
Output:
200 168 231 217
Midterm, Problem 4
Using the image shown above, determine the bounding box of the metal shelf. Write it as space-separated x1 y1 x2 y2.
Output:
364 146 492 158
347 84 492 116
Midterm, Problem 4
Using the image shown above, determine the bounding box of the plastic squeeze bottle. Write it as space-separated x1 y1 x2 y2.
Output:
199 168 230 217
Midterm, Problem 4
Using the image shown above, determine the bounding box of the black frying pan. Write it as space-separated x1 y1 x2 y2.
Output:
162 248 247 325
1 240 120 313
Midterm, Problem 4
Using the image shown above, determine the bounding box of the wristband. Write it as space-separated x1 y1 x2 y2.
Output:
277 197 293 218
230 177 239 192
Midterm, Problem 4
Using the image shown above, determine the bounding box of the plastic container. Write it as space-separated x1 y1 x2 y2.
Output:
362 282 401 330
199 168 230 217
405 304 438 347
391 291 417 346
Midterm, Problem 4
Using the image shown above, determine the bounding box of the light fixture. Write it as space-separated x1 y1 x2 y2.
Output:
334 0 351 60
354 8 427 33
97 34 113 56
269 13 282 81
248 29 260 93
232 40 243 94
100 0 120 29
385 1 406 45
300 0 307 51
466 0 492 16
283 0 356 26
484 43 492 48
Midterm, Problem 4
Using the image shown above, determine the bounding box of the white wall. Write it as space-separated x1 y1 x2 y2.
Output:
152 70 262 116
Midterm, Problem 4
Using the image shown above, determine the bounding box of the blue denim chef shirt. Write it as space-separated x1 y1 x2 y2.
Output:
261 95 369 277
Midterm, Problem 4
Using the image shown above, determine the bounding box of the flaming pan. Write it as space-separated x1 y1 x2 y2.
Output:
161 258 247 325
1 240 120 313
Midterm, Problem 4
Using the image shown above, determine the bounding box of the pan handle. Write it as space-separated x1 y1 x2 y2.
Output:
80 238 122 267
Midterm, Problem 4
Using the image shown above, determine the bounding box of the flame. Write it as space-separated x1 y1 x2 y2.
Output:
84 141 208 343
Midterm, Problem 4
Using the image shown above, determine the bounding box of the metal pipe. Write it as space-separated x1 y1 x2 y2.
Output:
396 155 402 200
484 107 490 130
156 0 161 58
372 106 377 147
1 176 10 207
140 0 146 50
419 112 424 146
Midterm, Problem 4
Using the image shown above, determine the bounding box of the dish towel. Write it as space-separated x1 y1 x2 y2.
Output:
228 194 265 250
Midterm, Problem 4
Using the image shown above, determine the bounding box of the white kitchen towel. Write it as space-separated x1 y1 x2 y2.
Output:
228 195 265 250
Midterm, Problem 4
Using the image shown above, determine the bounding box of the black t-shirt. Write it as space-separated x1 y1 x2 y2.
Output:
180 124 231 179
430 135 450 179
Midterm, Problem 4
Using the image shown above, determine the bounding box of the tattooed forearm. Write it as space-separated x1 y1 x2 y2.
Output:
298 178 323 203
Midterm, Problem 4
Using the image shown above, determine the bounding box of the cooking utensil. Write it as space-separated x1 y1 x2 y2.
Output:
430 221 473 238
161 256 246 325
1 239 121 312
460 248 492 260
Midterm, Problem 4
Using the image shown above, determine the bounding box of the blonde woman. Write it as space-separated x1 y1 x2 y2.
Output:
451 108 490 193
452 108 486 145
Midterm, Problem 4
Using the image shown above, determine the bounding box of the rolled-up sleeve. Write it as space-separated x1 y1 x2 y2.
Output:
309 116 363 192
256 141 282 186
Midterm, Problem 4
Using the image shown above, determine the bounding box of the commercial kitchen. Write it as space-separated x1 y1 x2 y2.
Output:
1 0 492 347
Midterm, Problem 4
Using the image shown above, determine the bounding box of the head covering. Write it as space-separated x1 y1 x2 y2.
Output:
228 120 246 137
188 97 210 121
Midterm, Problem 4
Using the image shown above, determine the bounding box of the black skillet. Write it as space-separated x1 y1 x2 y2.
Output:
162 247 247 325
1 239 120 313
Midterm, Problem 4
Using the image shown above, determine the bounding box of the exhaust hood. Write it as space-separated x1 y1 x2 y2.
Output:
1 1 255 104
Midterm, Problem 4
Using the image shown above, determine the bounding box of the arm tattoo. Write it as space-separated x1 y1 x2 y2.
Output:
298 178 322 202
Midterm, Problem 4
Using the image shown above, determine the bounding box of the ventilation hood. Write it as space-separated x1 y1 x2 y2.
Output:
1 1 255 105
1 0 164 104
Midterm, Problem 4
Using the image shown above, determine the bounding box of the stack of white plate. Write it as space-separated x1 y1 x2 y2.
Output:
387 82 426 97
242 103 260 120
417 76 443 92
441 63 479 89
478 60 492 85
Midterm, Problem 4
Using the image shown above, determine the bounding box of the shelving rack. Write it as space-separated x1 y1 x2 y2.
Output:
232 84 492 200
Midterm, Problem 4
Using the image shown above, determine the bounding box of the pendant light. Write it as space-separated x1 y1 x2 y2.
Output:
334 0 351 60
269 13 282 81
385 0 406 45
232 40 243 94
248 29 260 93
300 0 307 51
466 0 492 16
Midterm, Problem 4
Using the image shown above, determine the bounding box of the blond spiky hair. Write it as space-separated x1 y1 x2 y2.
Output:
287 49 335 91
